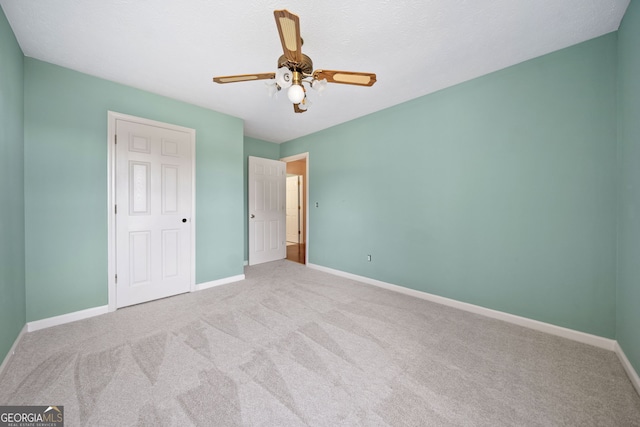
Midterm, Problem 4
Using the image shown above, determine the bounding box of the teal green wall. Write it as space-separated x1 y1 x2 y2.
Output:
0 8 26 360
281 34 618 338
243 137 281 262
617 0 640 375
23 59 244 322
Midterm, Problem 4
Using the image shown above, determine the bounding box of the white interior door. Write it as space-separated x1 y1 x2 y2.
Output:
248 156 286 265
115 119 193 308
286 176 300 243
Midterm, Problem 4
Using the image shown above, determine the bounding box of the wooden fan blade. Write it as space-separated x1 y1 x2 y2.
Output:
294 104 307 113
313 70 377 87
274 10 302 63
213 73 275 84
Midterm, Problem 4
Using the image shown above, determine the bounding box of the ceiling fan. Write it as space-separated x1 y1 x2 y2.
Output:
212 9 377 113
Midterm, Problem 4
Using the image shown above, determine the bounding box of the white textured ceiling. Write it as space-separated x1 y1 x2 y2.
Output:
0 0 630 143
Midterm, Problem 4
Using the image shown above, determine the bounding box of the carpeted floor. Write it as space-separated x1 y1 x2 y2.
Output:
1 260 639 426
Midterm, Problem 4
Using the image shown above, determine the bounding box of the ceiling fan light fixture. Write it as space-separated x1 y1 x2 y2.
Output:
312 78 327 94
287 84 305 104
265 80 279 97
275 67 293 89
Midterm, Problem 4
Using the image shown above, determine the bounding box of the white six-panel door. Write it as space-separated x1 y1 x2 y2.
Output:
248 156 286 265
115 119 193 308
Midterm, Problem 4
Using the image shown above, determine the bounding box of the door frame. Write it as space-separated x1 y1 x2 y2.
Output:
107 111 196 312
281 152 309 264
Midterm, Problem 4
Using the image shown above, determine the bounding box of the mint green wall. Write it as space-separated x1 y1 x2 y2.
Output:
281 34 618 338
617 0 640 374
0 8 26 360
24 59 244 322
243 137 281 262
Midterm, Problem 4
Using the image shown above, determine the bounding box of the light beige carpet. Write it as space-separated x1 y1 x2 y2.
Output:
1 260 639 426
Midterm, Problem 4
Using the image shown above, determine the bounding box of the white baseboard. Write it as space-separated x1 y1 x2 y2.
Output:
615 342 640 396
23 274 245 333
307 263 616 351
27 305 109 332
0 324 27 380
195 274 245 291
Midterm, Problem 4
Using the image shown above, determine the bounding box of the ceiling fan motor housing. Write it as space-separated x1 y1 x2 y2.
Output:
278 54 313 75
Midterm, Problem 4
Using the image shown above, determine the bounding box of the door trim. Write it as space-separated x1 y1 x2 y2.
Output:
280 152 309 264
107 111 196 312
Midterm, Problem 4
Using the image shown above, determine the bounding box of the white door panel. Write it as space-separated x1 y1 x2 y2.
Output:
249 156 285 265
115 119 193 307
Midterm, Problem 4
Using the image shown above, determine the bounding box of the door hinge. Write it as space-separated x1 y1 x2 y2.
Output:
115 274 118 284
114 204 117 214
115 134 117 144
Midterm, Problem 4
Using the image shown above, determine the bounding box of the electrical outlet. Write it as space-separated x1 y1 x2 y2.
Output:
315 202 319 208
367 255 372 262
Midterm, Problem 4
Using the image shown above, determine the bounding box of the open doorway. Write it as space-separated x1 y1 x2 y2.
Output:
282 154 308 264
286 174 304 260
